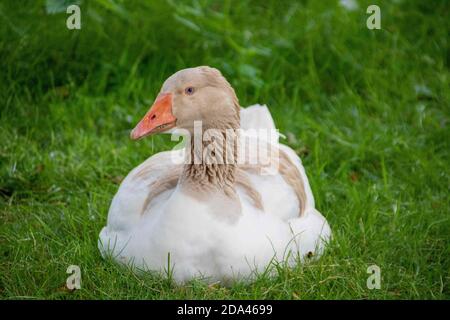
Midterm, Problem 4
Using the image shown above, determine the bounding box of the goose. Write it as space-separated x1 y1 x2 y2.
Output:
98 66 331 283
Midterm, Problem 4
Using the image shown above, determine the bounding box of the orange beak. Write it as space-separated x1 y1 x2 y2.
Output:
130 93 177 140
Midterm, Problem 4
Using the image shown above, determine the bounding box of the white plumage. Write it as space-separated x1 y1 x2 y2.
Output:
99 104 331 283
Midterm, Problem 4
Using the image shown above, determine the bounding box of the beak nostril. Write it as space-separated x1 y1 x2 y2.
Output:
151 114 156 120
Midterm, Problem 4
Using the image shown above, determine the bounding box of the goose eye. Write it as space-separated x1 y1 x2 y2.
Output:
185 86 195 95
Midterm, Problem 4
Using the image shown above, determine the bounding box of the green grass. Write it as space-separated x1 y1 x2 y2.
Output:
0 0 449 299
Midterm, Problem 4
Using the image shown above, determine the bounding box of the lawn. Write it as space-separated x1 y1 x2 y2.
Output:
0 0 448 299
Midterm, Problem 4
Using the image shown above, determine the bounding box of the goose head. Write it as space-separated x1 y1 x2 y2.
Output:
131 66 240 140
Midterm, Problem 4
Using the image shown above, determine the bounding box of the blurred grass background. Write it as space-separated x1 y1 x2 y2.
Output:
0 0 449 299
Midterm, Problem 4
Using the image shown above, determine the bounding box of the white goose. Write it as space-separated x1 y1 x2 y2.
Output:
98 66 331 283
